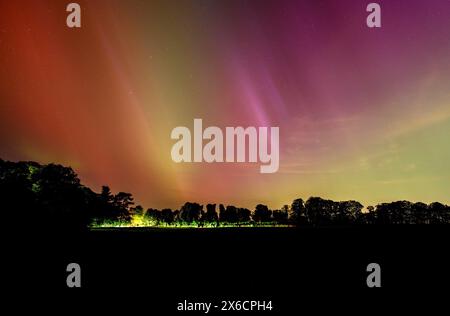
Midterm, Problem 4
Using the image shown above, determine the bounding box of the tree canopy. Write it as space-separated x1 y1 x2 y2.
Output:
1 159 449 229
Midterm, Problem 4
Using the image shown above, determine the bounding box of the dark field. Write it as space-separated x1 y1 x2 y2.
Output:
9 226 449 312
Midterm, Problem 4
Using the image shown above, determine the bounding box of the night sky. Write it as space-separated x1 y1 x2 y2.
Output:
1 0 449 209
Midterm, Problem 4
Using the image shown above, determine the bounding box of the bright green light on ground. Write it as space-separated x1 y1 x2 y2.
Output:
90 218 292 229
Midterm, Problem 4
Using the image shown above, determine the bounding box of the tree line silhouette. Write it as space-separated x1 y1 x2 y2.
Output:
1 159 449 230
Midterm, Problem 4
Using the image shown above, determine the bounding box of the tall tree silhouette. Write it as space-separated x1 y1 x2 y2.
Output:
290 198 306 225
203 204 219 225
304 197 336 226
180 202 202 223
237 208 251 224
160 208 175 225
253 204 272 223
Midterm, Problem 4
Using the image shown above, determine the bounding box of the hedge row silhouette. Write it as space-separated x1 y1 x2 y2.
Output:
1 159 449 230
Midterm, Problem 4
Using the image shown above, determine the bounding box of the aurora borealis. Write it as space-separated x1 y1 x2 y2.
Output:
0 0 449 209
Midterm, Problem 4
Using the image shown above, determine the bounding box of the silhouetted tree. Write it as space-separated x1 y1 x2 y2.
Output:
253 204 272 223
0 159 97 232
145 208 161 224
219 204 226 223
173 210 180 224
111 192 134 221
131 205 144 216
362 205 376 224
203 204 219 225
160 208 175 225
304 197 336 226
411 202 428 224
373 201 412 225
225 205 239 223
428 202 449 224
273 209 288 224
290 198 306 225
336 200 364 225
100 186 114 204
237 208 251 224
180 202 202 223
